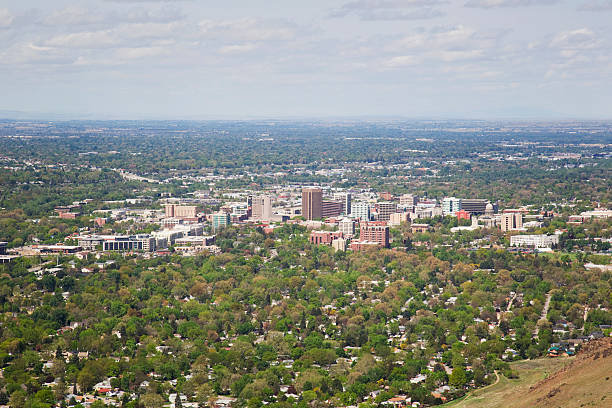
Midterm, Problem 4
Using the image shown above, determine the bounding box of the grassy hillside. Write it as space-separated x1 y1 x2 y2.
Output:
443 337 612 408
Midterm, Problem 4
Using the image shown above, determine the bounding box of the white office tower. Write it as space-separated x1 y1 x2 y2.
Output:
351 202 371 221
442 197 462 216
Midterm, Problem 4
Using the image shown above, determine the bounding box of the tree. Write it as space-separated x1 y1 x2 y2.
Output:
140 393 165 408
9 390 26 408
449 367 467 388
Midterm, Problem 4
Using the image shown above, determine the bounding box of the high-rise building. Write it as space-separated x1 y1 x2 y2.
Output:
359 223 390 247
399 194 418 210
351 202 371 221
334 193 352 215
501 212 523 232
442 197 462 216
252 196 272 221
377 202 397 221
302 187 322 220
212 212 231 230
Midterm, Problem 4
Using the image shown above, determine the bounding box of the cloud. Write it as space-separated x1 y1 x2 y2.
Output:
41 22 182 49
198 18 296 42
382 55 420 68
577 0 612 11
104 0 190 3
44 31 118 49
0 8 13 28
550 28 599 50
465 0 560 8
43 5 185 27
218 43 259 54
331 0 448 20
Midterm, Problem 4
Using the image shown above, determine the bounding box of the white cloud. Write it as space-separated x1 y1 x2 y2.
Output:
0 8 14 28
44 31 118 49
331 0 447 20
115 46 167 59
382 55 420 68
577 1 612 11
198 18 296 42
218 43 259 54
465 0 560 8
550 28 599 50
431 49 484 61
43 5 185 27
43 6 105 26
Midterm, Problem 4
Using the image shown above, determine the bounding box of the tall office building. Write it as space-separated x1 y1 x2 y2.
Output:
252 196 272 221
351 202 371 221
377 202 397 221
501 212 523 232
442 197 462 216
302 187 323 220
334 193 352 215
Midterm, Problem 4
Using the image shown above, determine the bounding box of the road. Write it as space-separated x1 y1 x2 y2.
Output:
534 291 552 337
506 293 518 312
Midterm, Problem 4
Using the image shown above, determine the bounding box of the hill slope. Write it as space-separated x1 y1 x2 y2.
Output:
444 337 612 408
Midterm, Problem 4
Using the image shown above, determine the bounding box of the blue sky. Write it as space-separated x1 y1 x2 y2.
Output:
1 0 611 119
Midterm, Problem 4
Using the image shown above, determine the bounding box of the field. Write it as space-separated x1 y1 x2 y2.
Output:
442 338 612 408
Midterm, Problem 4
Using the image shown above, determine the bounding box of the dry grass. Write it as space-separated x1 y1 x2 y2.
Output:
442 337 612 408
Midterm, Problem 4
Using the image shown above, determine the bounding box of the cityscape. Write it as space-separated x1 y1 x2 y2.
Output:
0 119 611 408
1 1 612 408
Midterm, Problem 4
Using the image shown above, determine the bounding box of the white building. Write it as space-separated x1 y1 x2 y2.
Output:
351 202 371 221
389 212 409 226
442 197 462 216
338 217 356 237
510 234 559 248
399 194 418 210
332 237 348 252
412 205 443 219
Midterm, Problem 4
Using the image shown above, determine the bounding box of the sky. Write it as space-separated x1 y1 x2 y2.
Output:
1 0 612 119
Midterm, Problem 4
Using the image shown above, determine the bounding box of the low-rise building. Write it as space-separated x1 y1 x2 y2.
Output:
332 237 348 252
411 223 430 234
510 234 559 249
309 230 343 245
